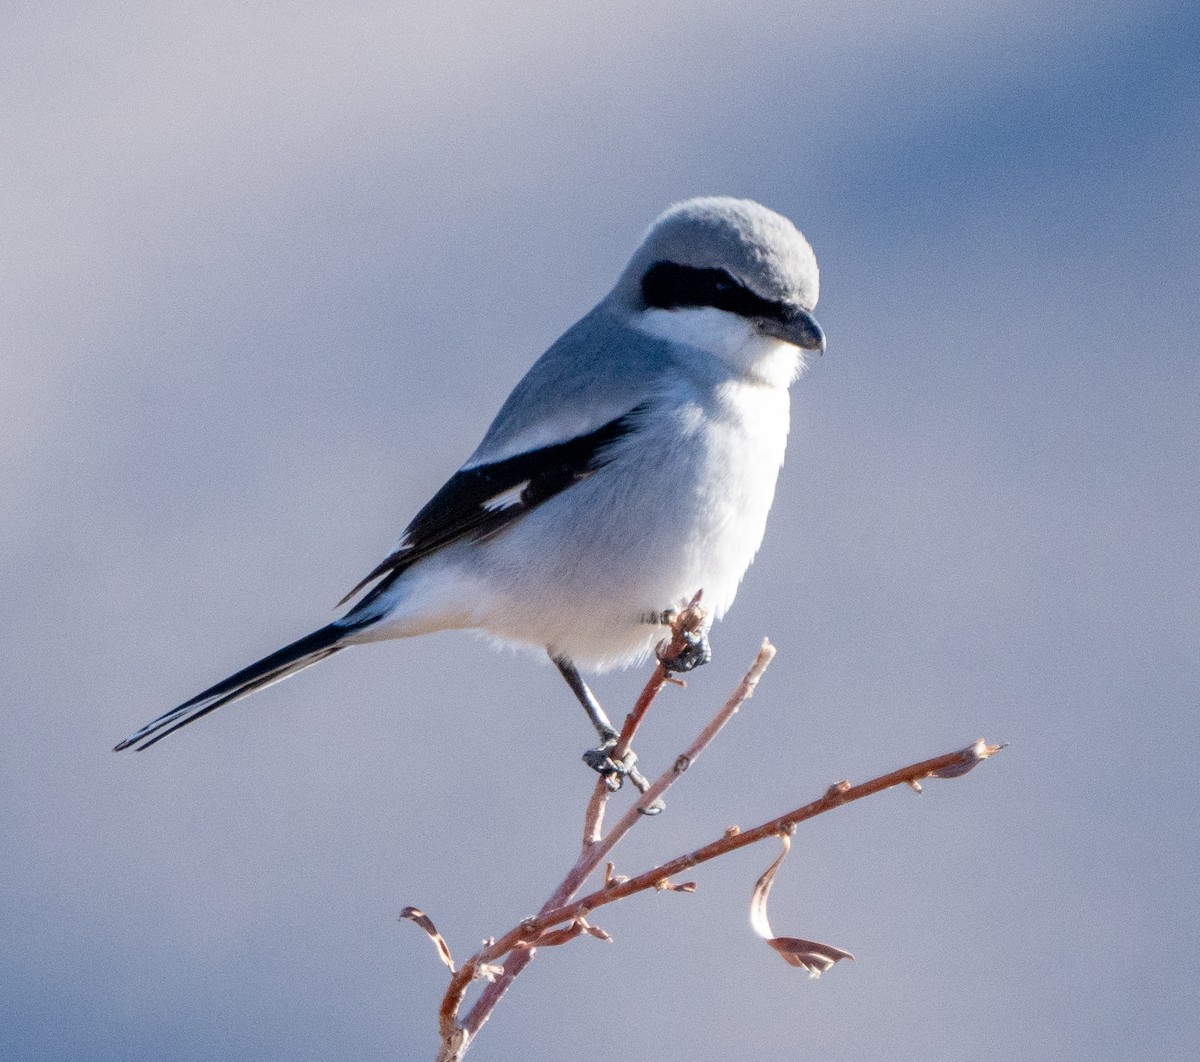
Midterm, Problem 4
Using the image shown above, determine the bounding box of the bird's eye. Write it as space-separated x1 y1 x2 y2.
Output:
641 261 782 320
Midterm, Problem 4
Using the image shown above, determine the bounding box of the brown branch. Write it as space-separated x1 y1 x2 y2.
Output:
582 592 708 845
438 735 1001 1058
419 623 1004 1061
570 639 777 890
531 738 1003 930
442 632 774 1057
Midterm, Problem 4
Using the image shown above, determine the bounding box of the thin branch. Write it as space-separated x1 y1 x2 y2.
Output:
570 639 777 893
420 621 1004 1061
582 592 708 845
532 739 1003 929
449 632 775 1053
436 729 999 1059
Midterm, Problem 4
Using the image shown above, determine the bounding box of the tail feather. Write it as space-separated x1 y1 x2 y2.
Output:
114 624 348 751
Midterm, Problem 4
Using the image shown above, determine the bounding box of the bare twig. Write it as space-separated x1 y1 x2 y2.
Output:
441 631 774 1058
449 739 1000 1040
418 624 1004 1061
568 639 777 892
582 592 708 845
534 739 1003 930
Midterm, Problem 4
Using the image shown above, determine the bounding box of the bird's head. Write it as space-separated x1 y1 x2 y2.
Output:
612 197 824 385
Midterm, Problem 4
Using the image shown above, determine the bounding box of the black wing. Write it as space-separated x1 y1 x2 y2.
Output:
339 405 645 611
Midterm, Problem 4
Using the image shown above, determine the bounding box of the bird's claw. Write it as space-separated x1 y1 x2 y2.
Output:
662 628 712 673
582 742 661 808
582 736 625 789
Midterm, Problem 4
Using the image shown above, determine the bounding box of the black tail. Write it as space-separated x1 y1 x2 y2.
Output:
114 624 348 751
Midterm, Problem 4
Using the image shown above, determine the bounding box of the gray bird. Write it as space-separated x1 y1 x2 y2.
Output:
115 197 824 776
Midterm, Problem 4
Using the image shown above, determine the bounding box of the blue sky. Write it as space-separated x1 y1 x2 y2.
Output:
2 3 1197 1060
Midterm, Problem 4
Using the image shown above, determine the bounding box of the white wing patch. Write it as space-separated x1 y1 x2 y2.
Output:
482 480 530 512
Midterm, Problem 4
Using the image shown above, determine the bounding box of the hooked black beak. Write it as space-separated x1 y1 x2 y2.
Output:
759 306 825 353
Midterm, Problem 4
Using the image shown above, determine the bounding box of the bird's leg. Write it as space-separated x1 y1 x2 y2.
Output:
552 654 618 747
649 609 712 673
551 654 653 795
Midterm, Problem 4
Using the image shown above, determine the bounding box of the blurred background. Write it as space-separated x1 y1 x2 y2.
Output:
2 2 1197 1059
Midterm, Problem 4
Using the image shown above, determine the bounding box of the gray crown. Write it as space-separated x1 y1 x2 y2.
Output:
611 196 819 312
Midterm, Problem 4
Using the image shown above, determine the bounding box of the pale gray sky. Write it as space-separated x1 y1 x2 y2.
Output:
2 2 1197 1060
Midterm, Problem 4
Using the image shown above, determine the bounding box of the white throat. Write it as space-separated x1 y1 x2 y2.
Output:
634 306 805 387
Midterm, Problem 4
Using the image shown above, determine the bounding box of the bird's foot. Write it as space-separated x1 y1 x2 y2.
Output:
581 738 664 812
582 734 626 790
661 627 712 673
637 793 666 816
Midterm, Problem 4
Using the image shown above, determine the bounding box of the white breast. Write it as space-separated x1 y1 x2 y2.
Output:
636 306 806 388
357 308 800 670
437 371 793 669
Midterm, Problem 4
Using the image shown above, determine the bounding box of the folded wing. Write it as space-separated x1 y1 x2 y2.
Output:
339 404 647 611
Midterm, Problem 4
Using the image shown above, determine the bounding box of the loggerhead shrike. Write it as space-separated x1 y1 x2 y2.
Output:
115 197 825 775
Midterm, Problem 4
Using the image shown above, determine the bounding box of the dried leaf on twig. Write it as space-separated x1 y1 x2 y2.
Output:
749 835 853 979
400 907 456 972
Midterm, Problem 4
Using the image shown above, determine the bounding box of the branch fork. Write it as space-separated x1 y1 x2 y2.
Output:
399 602 1003 1060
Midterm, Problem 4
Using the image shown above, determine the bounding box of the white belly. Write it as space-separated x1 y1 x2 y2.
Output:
351 370 794 670
461 380 791 668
